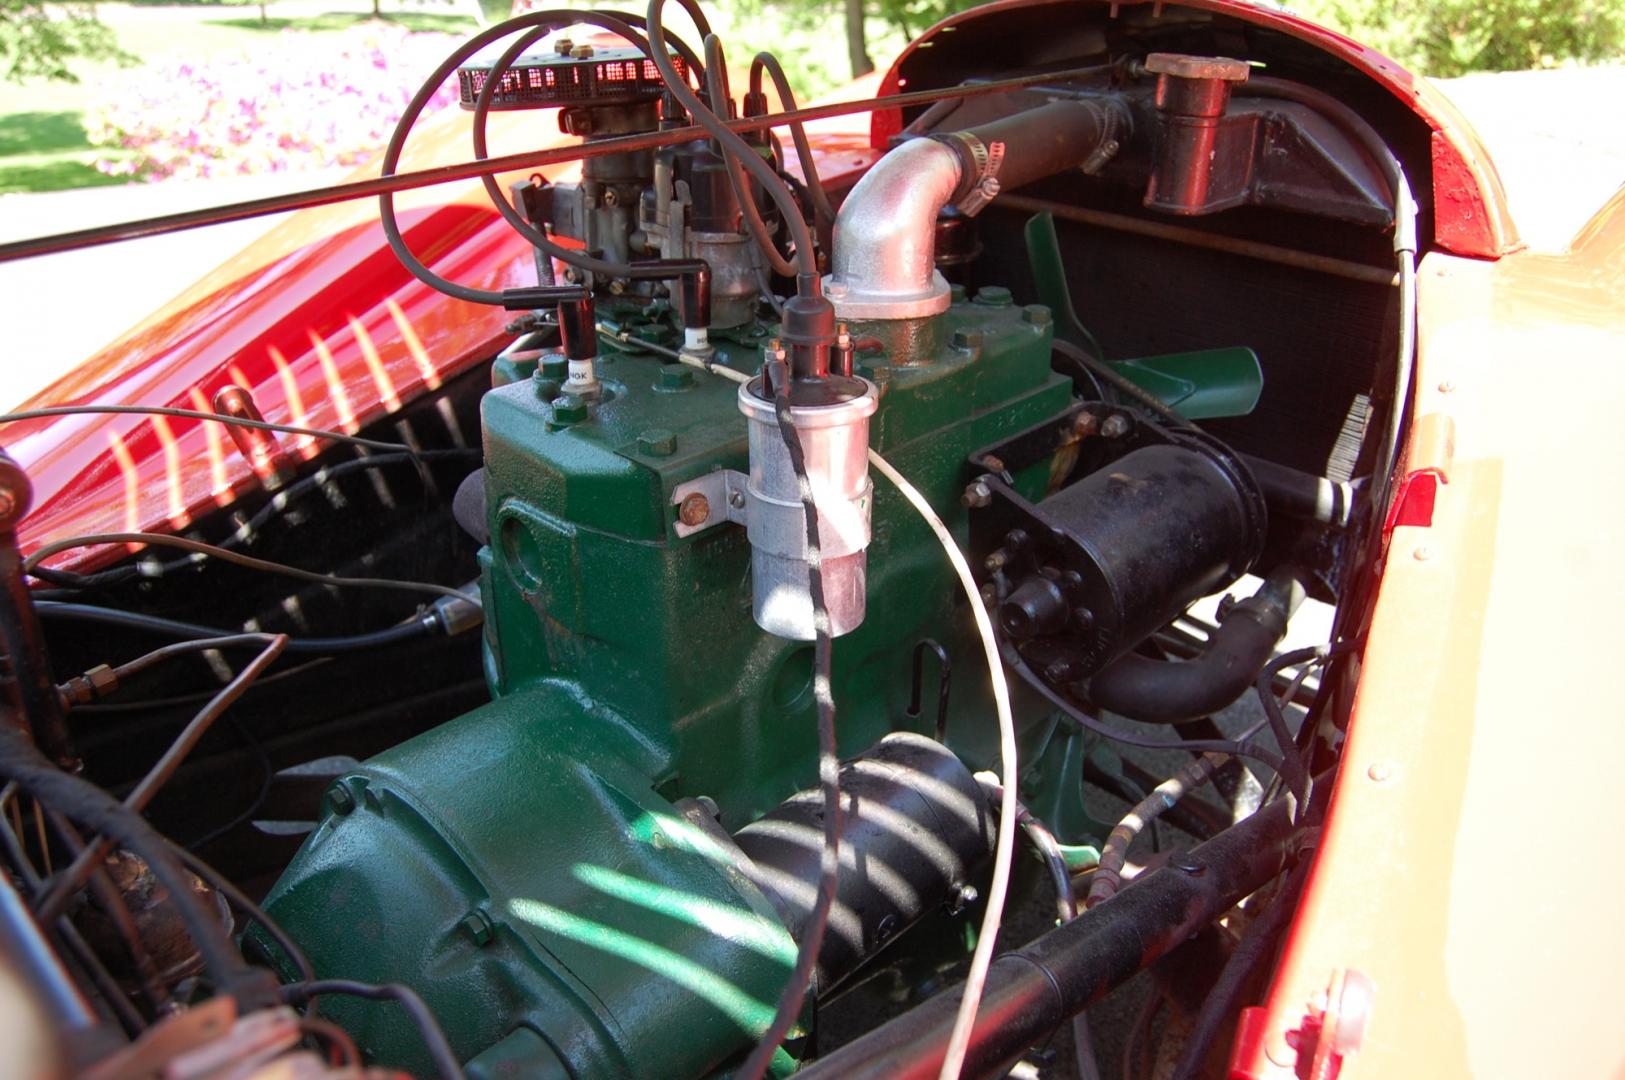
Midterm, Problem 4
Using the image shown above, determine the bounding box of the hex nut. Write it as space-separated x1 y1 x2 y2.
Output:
961 480 992 508
550 396 588 425
950 328 984 351
1022 304 1053 328
328 786 356 815
659 364 695 390
1101 414 1132 439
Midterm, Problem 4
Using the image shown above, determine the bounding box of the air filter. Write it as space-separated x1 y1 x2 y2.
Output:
457 42 683 111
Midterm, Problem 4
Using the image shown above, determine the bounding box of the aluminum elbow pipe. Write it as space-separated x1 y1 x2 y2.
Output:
823 136 965 320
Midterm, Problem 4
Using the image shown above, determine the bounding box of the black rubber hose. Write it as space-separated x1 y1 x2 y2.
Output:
35 602 435 654
1088 569 1305 724
469 12 711 283
795 792 1300 1080
706 35 797 278
646 0 818 283
381 11 706 304
1169 859 1311 1080
749 51 837 228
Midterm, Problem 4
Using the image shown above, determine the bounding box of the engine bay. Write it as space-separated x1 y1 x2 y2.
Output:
0 1 1429 1077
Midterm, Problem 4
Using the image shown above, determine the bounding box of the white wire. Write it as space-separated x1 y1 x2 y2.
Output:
867 447 1017 1080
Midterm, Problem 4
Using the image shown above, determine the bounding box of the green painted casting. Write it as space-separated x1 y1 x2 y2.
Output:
261 288 1075 1078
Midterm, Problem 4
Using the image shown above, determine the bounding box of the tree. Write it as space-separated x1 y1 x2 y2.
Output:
0 0 127 81
1295 0 1625 76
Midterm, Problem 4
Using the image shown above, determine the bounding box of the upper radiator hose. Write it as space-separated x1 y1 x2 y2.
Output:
824 97 1129 320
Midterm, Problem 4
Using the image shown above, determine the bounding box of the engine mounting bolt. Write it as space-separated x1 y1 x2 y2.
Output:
1367 762 1395 783
460 910 495 947
637 429 676 456
659 364 694 390
1170 854 1206 876
1412 544 1433 561
678 492 711 528
1022 304 1053 328
950 328 984 351
961 480 992 508
973 285 1013 307
549 396 588 426
984 550 1007 572
1101 414 1132 439
328 787 355 816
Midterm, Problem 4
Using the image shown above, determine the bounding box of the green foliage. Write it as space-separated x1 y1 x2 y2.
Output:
868 0 983 40
1294 0 1625 76
0 0 131 81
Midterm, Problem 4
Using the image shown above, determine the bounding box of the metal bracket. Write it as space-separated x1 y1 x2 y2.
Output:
671 469 748 538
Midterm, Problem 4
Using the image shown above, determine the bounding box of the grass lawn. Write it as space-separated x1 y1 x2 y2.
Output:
0 1 477 194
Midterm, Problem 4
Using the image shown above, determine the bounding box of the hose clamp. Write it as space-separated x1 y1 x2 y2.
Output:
932 132 1005 217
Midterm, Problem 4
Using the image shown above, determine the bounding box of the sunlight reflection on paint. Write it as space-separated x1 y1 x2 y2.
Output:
507 895 777 1036
270 345 317 460
386 297 442 390
187 387 231 500
570 864 795 967
149 414 188 526
106 429 141 547
307 329 357 433
348 314 402 413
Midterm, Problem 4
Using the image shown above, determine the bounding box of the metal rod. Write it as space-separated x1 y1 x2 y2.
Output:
0 65 1111 264
995 193 1399 286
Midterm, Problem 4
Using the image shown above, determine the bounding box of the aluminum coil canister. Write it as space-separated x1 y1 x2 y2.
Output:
737 376 879 640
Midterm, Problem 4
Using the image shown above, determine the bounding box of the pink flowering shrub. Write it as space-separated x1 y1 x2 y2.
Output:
85 25 462 181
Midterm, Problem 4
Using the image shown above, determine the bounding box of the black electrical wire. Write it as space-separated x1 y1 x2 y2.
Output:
1255 645 1347 807
706 35 797 279
0 405 417 454
1167 849 1314 1079
25 532 470 606
36 602 434 654
749 50 837 228
184 713 275 852
646 0 818 283
167 841 314 986
36 448 479 593
0 725 265 1005
279 980 465 1080
1051 339 1193 429
735 374 840 1080
36 636 288 923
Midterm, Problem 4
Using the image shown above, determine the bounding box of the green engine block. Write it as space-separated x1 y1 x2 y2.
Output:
259 288 1075 1078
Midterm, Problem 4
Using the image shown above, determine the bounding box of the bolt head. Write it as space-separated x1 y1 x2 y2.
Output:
961 480 992 508
728 489 746 510
984 550 1007 572
550 396 588 425
637 429 677 456
460 910 494 946
1071 411 1100 437
1169 854 1206 875
950 328 984 351
973 285 1013 307
1022 304 1053 328
1101 414 1132 439
678 492 711 527
328 786 355 815
658 363 694 390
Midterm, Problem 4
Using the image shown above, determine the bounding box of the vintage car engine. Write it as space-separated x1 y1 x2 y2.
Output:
0 2 1425 1077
